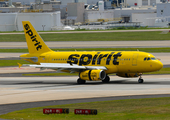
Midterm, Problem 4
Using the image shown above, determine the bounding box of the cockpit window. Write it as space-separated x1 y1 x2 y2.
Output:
144 57 156 61
147 57 151 60
151 57 156 60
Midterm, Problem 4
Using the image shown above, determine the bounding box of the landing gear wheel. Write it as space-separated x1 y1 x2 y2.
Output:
138 73 144 83
102 75 110 83
77 78 86 84
138 78 144 83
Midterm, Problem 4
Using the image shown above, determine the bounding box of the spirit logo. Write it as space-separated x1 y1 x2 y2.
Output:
67 52 122 65
24 24 42 51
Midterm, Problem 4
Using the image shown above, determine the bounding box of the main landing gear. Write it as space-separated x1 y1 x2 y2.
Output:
138 74 144 83
77 78 86 84
102 75 110 83
77 75 110 84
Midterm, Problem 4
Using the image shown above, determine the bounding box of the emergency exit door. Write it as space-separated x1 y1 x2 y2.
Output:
132 54 138 66
45 54 50 63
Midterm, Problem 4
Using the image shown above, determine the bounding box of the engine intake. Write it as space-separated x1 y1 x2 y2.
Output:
79 70 106 81
116 73 140 78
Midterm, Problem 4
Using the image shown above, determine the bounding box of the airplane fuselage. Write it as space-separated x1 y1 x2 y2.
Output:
21 51 163 74
20 21 163 83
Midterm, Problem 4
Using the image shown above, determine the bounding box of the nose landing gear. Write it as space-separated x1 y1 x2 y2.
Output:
138 74 144 83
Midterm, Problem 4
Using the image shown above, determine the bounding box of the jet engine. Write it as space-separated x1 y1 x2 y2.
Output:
79 70 106 81
116 73 140 78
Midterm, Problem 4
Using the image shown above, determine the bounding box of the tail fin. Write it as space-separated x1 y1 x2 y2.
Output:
22 21 52 54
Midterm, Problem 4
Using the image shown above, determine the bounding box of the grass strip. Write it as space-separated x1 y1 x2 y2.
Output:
144 67 170 74
1 97 170 120
1 47 170 53
0 60 28 67
0 31 170 42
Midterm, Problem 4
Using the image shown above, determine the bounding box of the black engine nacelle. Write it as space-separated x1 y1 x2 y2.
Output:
79 70 106 81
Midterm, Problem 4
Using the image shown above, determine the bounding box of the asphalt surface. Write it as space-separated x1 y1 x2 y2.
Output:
0 75 170 105
0 40 170 49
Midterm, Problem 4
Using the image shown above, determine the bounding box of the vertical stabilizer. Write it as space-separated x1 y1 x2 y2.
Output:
22 21 52 54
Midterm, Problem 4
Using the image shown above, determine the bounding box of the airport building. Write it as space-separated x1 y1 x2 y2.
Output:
0 0 170 31
0 11 61 31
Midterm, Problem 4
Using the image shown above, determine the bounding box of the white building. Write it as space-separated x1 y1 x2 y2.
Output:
85 10 114 22
157 2 170 17
132 12 156 26
0 11 61 31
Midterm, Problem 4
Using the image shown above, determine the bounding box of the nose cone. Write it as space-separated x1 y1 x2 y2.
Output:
154 60 163 71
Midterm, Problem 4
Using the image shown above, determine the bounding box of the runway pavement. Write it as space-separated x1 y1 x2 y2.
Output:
0 75 170 105
0 40 170 49
0 69 170 115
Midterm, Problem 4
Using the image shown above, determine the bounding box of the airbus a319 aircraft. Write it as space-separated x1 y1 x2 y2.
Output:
19 21 163 84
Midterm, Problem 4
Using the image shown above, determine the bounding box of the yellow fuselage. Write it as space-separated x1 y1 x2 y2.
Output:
21 51 163 74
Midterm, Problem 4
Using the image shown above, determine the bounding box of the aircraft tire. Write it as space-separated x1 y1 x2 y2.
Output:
138 78 144 83
77 78 86 84
102 75 110 83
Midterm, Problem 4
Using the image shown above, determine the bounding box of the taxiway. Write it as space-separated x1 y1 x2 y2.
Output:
0 75 170 105
0 41 170 49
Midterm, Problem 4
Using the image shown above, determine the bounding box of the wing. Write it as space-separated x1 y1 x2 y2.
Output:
23 63 107 73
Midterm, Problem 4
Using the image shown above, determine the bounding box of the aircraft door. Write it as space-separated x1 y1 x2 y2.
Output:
45 54 51 63
132 54 138 66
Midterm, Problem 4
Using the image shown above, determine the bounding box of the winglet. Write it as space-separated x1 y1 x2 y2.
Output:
17 63 22 68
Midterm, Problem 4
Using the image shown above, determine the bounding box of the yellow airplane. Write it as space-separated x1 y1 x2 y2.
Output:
20 21 163 84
